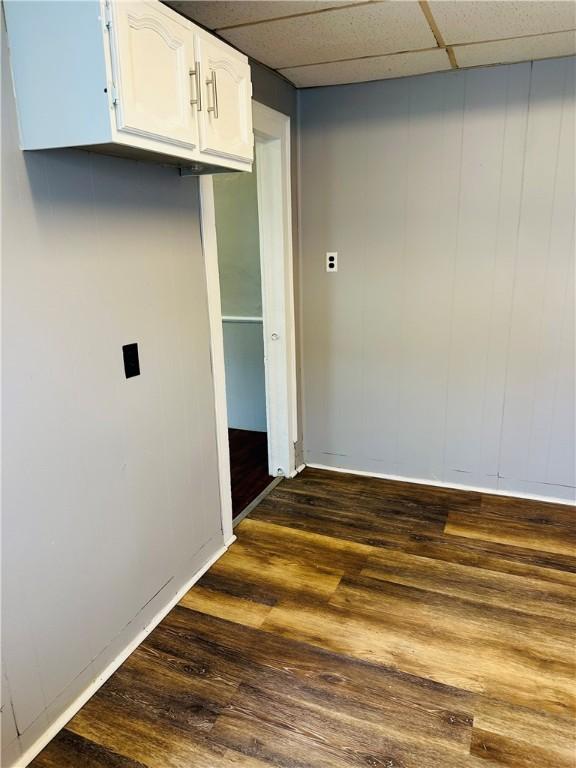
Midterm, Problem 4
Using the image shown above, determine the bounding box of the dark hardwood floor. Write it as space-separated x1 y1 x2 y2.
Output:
31 468 576 768
228 428 272 518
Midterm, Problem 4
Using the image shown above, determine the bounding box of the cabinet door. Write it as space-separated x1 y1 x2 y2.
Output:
197 35 253 163
110 1 199 149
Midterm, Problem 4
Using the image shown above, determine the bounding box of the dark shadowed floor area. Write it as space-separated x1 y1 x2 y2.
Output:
228 428 271 518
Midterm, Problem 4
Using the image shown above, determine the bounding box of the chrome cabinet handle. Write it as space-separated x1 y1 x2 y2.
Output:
206 70 219 119
189 62 202 111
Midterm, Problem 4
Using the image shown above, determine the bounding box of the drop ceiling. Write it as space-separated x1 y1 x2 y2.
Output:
166 1 576 87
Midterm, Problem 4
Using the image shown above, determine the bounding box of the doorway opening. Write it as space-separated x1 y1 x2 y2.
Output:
213 156 272 519
200 102 297 541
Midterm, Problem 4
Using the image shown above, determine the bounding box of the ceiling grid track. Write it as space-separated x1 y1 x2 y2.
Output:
418 0 459 69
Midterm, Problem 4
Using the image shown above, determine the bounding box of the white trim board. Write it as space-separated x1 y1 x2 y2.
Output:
11 537 234 768
199 175 235 546
253 101 298 478
306 463 576 507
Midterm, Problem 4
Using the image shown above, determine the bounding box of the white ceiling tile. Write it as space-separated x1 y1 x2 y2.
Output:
165 1 359 30
454 30 576 68
429 1 576 46
220 2 437 69
280 48 451 87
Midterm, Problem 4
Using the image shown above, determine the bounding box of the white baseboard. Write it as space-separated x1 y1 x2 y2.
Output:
13 538 232 768
306 463 576 507
289 463 306 478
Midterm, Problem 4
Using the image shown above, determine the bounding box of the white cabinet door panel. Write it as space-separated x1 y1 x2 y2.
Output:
111 1 198 148
197 35 253 162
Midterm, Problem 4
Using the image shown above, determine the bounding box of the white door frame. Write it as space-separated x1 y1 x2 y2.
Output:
199 101 297 544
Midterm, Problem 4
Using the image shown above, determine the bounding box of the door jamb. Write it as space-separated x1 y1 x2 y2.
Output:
254 101 298 479
199 100 297 544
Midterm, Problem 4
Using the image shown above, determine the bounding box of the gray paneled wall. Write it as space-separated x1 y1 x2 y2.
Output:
250 60 303 459
299 57 575 501
2 21 222 766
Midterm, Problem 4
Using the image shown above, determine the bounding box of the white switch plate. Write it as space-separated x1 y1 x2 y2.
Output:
326 252 338 273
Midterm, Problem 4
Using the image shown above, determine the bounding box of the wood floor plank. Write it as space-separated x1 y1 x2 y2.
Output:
329 577 576 714
212 681 483 768
62 634 243 767
119 638 238 709
251 468 475 545
30 730 149 768
362 548 576 622
268 468 481 517
446 495 576 557
235 517 376 575
470 727 574 768
179 585 273 628
384 530 576 586
208 539 344 602
263 575 575 716
472 697 575 767
196 570 278 606
62 682 274 768
65 694 223 768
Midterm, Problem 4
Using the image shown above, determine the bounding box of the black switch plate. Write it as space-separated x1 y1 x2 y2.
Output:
122 343 140 378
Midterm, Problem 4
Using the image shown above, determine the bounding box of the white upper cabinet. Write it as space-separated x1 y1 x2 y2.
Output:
111 1 199 149
197 34 253 163
4 0 253 173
